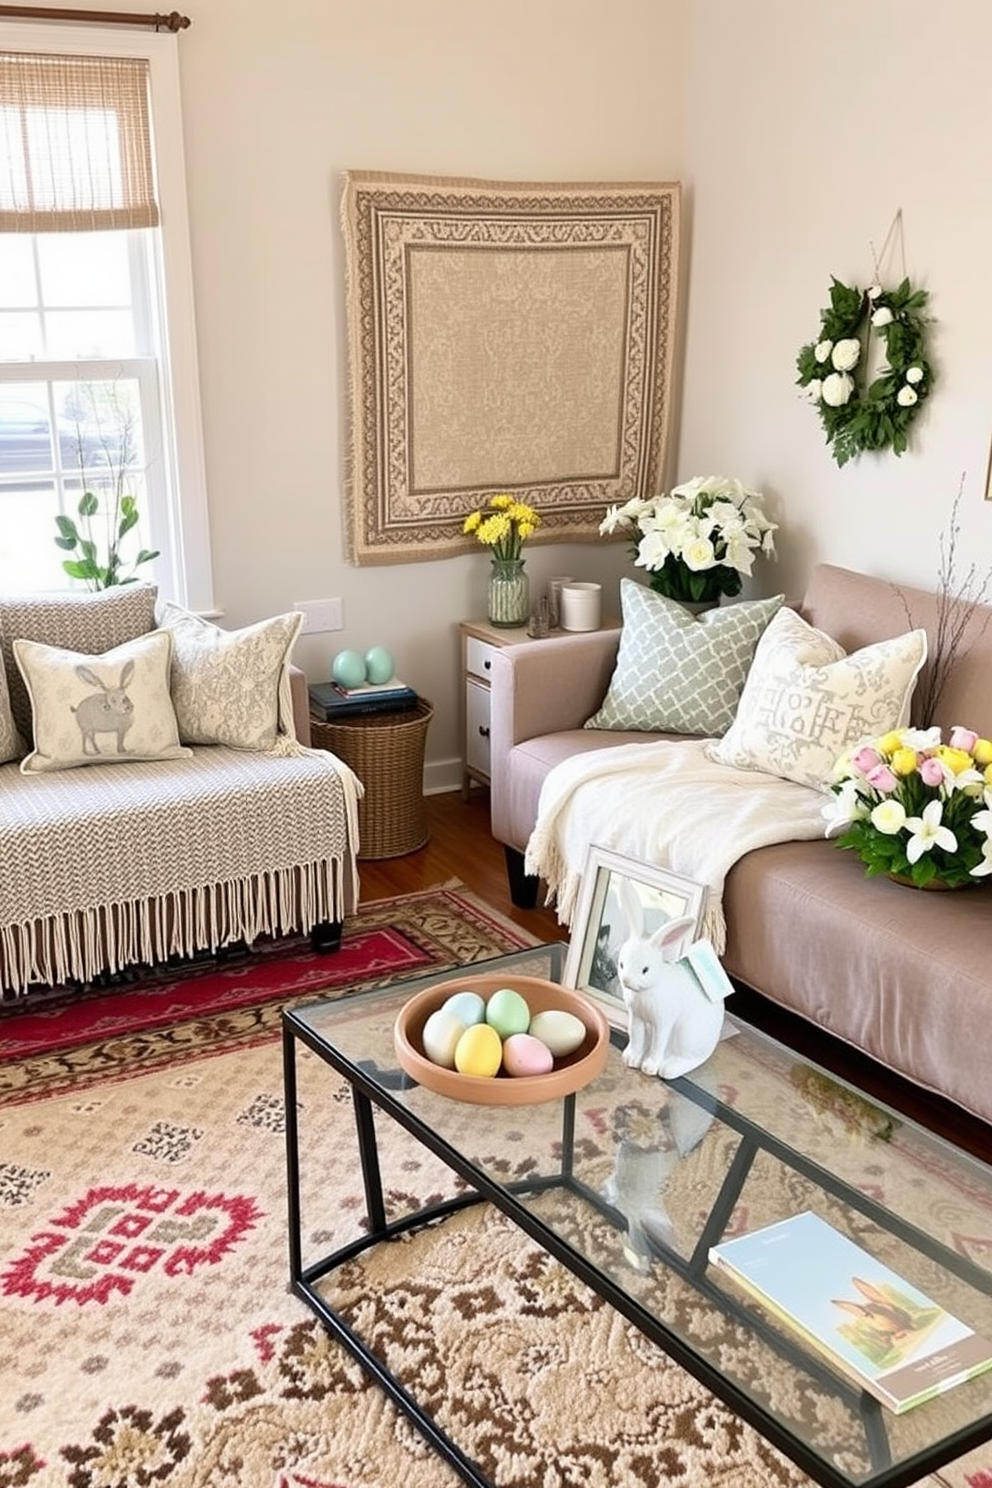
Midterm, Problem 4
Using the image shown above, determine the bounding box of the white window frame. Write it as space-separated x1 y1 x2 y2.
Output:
0 19 214 612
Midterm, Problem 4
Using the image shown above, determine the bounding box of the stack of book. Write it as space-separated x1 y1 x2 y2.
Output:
309 677 418 721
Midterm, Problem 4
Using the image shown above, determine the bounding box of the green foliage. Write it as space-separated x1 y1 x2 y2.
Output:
53 383 159 590
795 276 934 468
836 811 985 889
648 554 743 604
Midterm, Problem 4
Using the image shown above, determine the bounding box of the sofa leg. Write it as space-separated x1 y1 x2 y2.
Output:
311 920 343 953
504 847 540 909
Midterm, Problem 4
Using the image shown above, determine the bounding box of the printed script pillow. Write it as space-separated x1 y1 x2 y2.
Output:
0 582 158 746
707 606 928 790
585 580 785 737
157 603 303 750
13 631 190 775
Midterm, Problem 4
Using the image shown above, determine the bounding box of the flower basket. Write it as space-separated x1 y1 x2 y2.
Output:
824 725 992 889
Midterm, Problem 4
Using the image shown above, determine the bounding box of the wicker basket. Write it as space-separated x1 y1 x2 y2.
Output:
309 698 433 860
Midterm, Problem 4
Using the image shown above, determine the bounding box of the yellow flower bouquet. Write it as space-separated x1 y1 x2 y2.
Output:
823 725 992 888
463 493 541 561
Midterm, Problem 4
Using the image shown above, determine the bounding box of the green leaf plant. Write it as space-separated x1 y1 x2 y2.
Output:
53 382 159 590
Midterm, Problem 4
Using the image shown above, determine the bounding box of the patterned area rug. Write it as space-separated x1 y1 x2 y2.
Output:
1 886 990 1488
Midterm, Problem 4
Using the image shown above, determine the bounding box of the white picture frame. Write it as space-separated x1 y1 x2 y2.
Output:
561 845 706 1028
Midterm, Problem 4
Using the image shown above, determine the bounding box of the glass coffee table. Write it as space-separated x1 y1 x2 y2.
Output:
282 944 992 1488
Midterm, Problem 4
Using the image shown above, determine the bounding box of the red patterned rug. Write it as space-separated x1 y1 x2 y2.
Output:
0 886 988 1488
0 882 537 1071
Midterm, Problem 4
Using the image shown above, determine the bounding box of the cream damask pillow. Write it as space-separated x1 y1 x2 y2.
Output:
13 631 190 775
707 606 928 790
158 604 302 750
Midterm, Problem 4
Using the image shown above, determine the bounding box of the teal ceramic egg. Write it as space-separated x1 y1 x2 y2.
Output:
364 646 395 685
332 649 367 688
485 987 531 1040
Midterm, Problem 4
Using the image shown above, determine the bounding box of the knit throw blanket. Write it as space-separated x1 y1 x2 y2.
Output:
524 738 828 951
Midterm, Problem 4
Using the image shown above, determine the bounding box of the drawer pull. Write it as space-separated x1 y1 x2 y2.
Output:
478 725 490 739
483 659 492 671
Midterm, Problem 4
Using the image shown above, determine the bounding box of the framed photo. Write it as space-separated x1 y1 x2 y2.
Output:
561 845 706 1028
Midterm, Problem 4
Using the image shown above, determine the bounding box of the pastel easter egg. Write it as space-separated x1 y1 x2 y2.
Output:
485 987 531 1040
454 1022 503 1078
528 1008 587 1059
332 649 366 688
502 1032 554 1078
442 990 486 1027
421 1008 466 1069
364 645 395 684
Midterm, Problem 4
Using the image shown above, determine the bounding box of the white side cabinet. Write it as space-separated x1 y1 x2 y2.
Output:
459 618 531 799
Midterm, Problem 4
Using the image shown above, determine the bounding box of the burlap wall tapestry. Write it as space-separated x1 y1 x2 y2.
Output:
340 171 682 565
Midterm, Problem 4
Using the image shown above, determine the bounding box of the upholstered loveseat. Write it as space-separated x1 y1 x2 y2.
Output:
0 584 361 997
488 563 992 1128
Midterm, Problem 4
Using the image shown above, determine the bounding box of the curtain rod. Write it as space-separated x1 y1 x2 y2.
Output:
0 5 189 28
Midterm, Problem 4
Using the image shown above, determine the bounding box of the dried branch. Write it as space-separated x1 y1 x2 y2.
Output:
894 474 992 724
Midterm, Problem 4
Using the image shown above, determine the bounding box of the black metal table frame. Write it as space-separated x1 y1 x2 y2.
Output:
282 989 992 1488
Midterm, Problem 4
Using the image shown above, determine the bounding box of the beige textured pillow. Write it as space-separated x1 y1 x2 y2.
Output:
158 603 302 750
0 647 23 763
0 582 158 745
13 631 190 774
707 606 928 790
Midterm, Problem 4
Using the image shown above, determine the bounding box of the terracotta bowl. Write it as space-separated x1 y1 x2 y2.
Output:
393 972 611 1106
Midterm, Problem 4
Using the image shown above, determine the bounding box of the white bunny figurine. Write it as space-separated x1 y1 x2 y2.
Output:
615 880 729 1079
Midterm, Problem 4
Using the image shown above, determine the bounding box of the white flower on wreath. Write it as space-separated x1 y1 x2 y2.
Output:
831 338 861 372
814 339 833 363
897 386 919 408
906 365 924 384
804 378 823 404
871 306 894 328
822 372 855 407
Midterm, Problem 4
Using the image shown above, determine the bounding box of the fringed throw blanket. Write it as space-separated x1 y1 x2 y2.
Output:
0 742 362 994
524 738 828 951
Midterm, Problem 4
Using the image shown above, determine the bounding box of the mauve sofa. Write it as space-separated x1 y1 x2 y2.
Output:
488 563 992 1128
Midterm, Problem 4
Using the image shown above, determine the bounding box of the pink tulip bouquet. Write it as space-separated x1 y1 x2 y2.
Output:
823 726 992 888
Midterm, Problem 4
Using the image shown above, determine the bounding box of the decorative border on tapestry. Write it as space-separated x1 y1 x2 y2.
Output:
340 171 682 565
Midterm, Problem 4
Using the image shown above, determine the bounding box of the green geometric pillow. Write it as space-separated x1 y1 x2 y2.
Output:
584 579 784 737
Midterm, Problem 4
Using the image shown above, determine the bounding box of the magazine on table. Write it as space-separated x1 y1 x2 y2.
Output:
709 1210 992 1414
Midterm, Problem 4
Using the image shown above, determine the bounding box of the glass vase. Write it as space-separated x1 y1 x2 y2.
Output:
488 557 530 628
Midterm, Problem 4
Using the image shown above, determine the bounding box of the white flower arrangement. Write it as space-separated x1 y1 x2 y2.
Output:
600 475 777 605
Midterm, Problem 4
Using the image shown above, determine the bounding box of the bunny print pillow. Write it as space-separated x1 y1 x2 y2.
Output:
13 632 190 774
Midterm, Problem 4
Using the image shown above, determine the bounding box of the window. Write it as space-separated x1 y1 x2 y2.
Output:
0 23 212 609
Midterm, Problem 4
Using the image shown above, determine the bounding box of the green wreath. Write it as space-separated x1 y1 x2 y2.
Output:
796 277 933 467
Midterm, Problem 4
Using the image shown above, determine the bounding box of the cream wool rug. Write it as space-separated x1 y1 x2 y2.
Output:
1 896 990 1486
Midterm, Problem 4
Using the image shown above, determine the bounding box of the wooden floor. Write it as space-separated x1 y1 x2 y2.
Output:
360 788 991 1163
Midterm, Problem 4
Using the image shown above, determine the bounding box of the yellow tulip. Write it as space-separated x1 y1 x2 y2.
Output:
974 738 992 766
876 731 905 757
890 748 918 777
936 745 974 775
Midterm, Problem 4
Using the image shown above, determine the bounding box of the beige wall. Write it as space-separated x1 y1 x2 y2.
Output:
175 0 990 787
177 0 686 788
680 0 992 602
